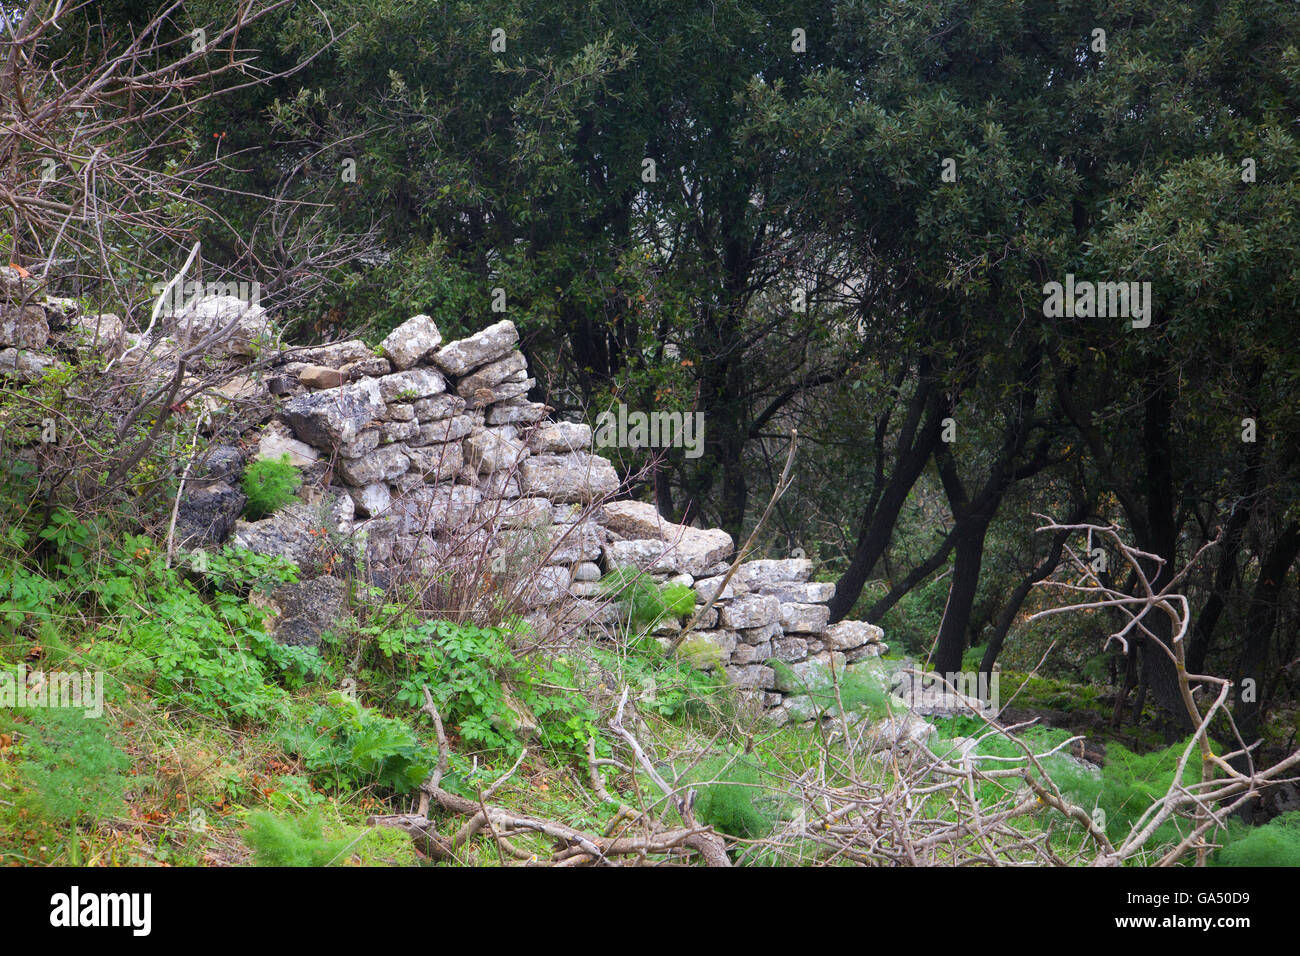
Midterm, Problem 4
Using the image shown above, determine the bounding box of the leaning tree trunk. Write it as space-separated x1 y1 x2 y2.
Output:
932 515 992 676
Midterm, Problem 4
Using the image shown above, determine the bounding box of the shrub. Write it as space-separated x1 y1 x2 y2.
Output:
12 707 130 826
684 755 776 840
1213 812 1300 867
275 692 432 794
242 810 356 866
241 454 301 520
600 568 695 628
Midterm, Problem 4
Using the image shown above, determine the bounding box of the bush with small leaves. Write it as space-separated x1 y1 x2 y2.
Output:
241 454 301 520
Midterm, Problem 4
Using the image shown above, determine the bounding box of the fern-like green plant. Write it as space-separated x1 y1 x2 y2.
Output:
684 755 776 840
242 810 356 866
599 568 695 628
241 454 301 520
14 707 129 825
1212 812 1300 867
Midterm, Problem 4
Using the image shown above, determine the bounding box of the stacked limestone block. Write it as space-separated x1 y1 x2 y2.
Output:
231 312 889 720
239 315 618 604
593 512 889 714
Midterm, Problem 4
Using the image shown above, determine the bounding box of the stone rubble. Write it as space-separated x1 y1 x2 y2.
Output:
1 288 893 720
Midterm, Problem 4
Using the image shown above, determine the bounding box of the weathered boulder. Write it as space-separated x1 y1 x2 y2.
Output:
719 595 781 630
823 620 885 650
380 314 442 370
516 565 571 606
771 636 809 663
61 312 125 354
540 521 603 563
738 620 782 644
341 356 392 379
415 414 475 445
379 419 420 443
693 574 744 603
375 367 447 403
260 575 348 648
232 496 355 566
175 481 246 547
337 445 410 486
528 421 592 454
298 365 344 389
464 377 533 409
338 428 381 459
288 340 373 367
724 664 777 690
412 394 466 422
348 483 392 518
0 304 51 350
600 500 672 539
256 422 320 468
772 655 847 694
465 426 529 473
778 602 831 634
486 399 548 425
404 442 465 480
198 444 245 483
0 348 57 381
730 558 813 589
520 453 619 503
599 501 733 575
169 295 272 356
846 643 888 662
281 378 384 449
478 496 552 530
389 484 482 534
432 319 519 376
456 350 527 397
756 581 836 604
731 641 772 665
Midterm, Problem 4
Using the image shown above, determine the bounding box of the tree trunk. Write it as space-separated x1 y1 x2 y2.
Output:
1233 521 1300 752
932 515 991 676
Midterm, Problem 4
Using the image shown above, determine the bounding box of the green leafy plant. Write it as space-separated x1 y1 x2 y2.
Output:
1212 812 1300 867
681 754 776 840
600 568 695 629
241 454 301 520
276 692 432 794
11 707 130 826
242 809 357 866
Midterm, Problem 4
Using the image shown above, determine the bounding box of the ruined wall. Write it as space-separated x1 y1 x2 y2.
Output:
228 313 889 723
0 283 890 724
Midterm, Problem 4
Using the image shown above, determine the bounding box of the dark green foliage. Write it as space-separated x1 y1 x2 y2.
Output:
1 513 309 723
242 810 355 866
1213 813 1300 867
240 454 301 520
685 755 775 840
275 693 432 794
1051 740 1204 848
599 568 694 628
374 618 603 762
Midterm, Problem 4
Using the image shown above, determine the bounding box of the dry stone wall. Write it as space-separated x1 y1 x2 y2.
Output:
235 312 889 723
0 282 891 724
